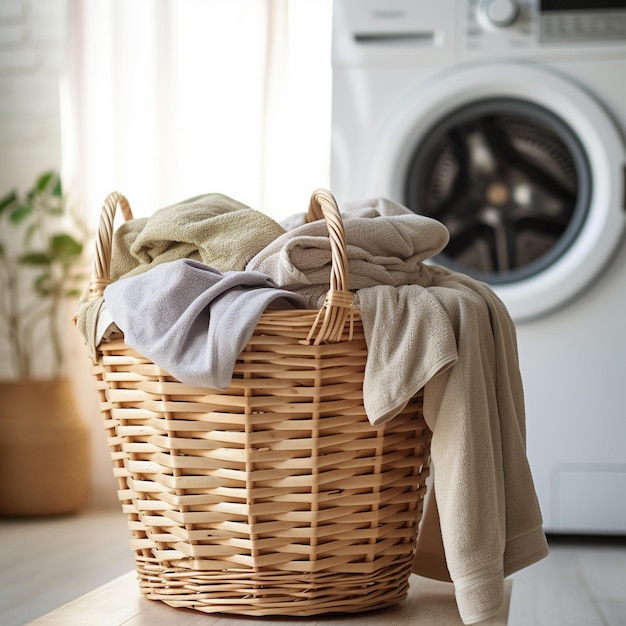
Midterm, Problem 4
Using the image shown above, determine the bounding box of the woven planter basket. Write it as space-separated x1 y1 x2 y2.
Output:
0 379 89 517
84 188 432 616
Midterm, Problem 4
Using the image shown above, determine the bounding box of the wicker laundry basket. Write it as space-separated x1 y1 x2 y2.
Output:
84 188 432 616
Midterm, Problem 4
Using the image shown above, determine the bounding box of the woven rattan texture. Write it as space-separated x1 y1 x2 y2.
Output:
88 190 432 616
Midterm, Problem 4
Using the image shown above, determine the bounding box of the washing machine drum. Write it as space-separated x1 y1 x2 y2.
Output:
404 98 591 286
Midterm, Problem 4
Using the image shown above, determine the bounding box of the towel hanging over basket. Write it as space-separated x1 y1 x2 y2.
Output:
80 188 432 617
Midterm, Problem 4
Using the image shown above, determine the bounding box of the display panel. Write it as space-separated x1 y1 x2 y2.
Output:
541 0 626 11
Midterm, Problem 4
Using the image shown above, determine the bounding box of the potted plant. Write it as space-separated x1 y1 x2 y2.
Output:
0 170 91 516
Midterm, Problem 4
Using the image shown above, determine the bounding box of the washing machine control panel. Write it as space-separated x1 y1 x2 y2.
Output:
332 0 626 68
540 1 626 43
466 0 626 54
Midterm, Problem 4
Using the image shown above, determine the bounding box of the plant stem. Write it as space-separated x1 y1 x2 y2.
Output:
48 287 63 379
2 259 29 378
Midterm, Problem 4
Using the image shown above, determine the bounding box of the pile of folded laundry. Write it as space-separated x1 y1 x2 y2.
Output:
75 191 549 625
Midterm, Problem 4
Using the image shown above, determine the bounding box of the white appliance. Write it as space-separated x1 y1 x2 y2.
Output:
331 0 626 534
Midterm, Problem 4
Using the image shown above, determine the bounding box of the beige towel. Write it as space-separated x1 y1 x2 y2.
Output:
111 193 286 278
410 266 549 624
356 285 457 425
279 195 418 230
75 297 107 363
247 206 449 295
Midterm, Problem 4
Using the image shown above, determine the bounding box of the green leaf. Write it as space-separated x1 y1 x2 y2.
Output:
23 222 37 247
20 252 51 265
50 233 83 259
10 204 33 224
0 190 17 215
34 170 62 198
35 171 55 193
33 273 52 295
52 176 62 198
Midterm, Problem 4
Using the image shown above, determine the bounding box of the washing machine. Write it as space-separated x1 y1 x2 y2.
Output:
331 0 626 534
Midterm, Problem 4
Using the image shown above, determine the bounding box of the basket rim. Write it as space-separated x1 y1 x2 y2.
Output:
85 188 355 345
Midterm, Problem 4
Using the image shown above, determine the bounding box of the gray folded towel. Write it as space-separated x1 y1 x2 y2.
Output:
103 259 307 389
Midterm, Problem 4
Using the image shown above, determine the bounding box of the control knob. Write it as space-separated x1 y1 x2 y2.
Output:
478 0 520 28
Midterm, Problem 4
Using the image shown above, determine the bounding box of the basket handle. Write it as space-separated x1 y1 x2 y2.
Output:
304 188 354 345
87 191 134 301
86 188 353 344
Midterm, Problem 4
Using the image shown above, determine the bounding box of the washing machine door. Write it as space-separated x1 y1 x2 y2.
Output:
367 63 626 322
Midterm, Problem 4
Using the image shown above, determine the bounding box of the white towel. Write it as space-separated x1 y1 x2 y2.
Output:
103 259 307 389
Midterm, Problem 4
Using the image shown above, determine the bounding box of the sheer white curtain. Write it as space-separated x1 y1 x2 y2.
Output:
62 0 332 225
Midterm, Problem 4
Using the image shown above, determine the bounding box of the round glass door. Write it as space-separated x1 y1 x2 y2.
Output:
403 98 592 285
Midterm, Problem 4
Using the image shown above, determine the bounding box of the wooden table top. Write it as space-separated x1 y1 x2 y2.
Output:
30 572 512 625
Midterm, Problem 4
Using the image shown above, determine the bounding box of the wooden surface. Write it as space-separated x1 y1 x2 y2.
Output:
29 571 512 625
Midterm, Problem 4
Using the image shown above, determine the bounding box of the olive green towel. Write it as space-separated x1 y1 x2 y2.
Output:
110 193 286 278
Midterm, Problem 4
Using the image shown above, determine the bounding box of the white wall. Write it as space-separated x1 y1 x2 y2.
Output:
0 0 65 192
0 0 119 508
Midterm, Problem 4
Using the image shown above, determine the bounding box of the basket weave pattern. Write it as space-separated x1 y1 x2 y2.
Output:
88 190 432 616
